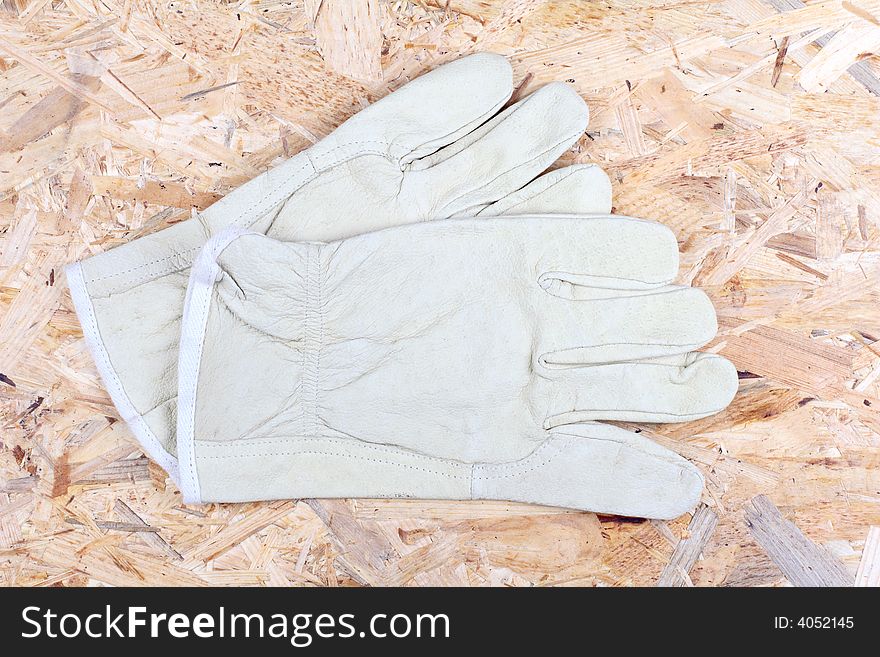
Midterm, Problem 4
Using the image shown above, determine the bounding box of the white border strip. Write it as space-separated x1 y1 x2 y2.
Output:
65 262 181 483
176 227 250 504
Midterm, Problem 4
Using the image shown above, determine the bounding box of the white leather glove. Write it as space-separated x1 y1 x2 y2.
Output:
64 53 611 482
176 218 738 519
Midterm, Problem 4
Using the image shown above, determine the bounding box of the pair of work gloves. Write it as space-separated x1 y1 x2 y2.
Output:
66 54 738 519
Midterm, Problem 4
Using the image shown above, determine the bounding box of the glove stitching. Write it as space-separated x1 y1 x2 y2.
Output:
85 244 202 285
315 243 325 439
197 435 472 466
472 438 563 479
195 435 565 481
197 423 696 482
194 430 692 483
198 450 470 479
300 247 309 438
85 144 395 287
302 244 323 440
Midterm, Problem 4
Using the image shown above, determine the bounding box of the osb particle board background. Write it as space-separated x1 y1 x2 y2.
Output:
1 0 879 587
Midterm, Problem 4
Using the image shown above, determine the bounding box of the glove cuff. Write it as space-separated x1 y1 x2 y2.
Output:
177 227 252 503
65 262 181 482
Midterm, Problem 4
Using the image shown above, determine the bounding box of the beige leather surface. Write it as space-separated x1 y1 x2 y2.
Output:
177 218 738 519
65 54 612 480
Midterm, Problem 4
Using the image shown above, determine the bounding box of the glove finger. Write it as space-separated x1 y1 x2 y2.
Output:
477 164 612 216
475 423 703 519
407 82 588 217
536 285 718 366
526 215 679 292
310 52 514 168
540 352 738 427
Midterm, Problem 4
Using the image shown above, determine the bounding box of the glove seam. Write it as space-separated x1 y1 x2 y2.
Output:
540 340 710 360
192 430 694 482
302 243 324 440
176 226 250 503
544 359 724 372
545 405 730 423
472 437 563 479
195 436 472 479
443 133 582 215
197 435 471 467
538 269 674 287
481 165 595 215
197 450 471 479
193 434 565 481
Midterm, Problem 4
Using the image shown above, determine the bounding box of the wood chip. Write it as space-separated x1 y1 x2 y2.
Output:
657 505 719 587
745 495 853 587
854 526 880 587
